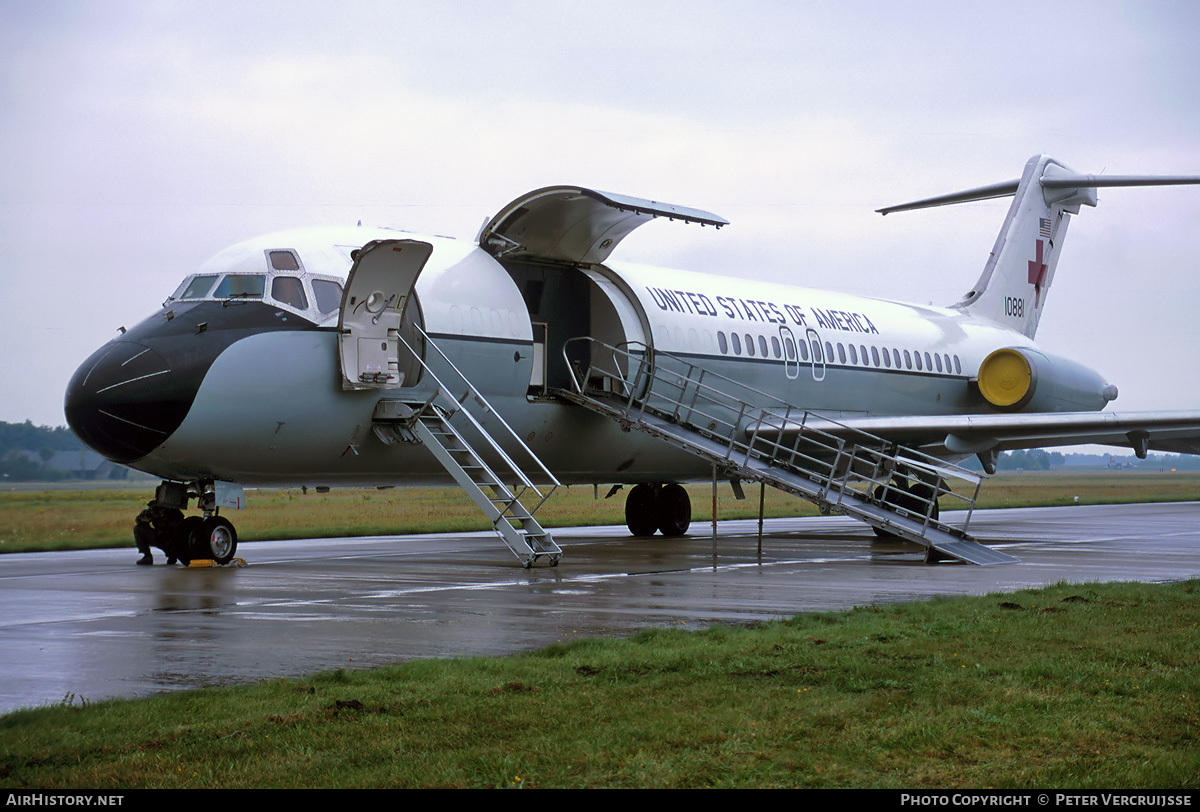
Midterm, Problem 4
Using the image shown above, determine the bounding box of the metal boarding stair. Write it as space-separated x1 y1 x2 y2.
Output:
371 329 562 567
558 338 1016 565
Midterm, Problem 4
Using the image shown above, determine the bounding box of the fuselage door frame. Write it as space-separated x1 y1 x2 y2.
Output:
779 325 800 381
806 327 826 382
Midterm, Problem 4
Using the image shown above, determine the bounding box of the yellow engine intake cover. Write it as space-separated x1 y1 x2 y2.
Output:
978 348 1033 408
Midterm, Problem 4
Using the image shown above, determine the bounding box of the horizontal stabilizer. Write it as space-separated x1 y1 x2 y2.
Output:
876 180 1019 215
1040 173 1200 188
878 162 1200 215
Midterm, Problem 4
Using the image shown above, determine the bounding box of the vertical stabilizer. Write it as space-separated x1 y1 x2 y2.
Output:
954 155 1092 338
878 155 1200 339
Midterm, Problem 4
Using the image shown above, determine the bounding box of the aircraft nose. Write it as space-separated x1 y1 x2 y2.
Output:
64 340 195 464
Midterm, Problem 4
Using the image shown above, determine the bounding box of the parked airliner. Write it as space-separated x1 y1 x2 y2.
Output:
64 155 1200 566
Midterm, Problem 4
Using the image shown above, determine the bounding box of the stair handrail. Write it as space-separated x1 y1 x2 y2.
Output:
561 336 984 530
399 328 562 497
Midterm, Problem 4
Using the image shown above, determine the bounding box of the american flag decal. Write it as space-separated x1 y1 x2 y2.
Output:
1039 217 1052 238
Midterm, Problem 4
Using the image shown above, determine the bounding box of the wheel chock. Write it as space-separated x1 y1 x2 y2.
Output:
186 558 247 568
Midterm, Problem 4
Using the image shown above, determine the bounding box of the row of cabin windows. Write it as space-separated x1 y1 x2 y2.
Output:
716 330 963 375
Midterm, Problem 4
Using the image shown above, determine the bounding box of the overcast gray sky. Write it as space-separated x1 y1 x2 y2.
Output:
2 0 1198 428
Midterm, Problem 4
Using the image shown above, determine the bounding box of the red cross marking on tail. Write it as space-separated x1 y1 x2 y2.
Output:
1027 239 1048 307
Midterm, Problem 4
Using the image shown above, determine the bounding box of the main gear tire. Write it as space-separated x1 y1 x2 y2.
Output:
871 482 939 539
908 482 940 521
625 483 660 536
657 483 691 537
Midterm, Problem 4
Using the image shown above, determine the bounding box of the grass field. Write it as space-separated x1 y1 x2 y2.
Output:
2 579 1196 788
2 475 1198 787
3 470 1200 554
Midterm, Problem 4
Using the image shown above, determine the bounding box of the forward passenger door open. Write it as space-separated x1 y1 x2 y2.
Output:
337 239 433 390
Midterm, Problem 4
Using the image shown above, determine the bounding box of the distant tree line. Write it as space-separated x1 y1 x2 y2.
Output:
0 420 135 481
997 449 1064 470
985 448 1200 472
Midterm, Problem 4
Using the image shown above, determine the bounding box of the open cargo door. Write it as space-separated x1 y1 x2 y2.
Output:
478 186 727 265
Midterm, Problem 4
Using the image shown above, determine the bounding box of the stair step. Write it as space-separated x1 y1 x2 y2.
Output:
394 394 560 567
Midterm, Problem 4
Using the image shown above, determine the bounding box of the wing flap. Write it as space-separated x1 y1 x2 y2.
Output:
753 410 1200 457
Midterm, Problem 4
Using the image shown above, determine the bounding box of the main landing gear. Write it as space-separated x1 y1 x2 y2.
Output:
871 473 940 539
133 481 239 566
624 482 691 537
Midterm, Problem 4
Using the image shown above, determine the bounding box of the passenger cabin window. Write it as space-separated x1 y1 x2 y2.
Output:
272 276 308 310
213 274 265 299
718 331 729 354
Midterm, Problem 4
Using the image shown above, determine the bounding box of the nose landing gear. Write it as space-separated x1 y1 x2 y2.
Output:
188 515 239 565
134 481 239 566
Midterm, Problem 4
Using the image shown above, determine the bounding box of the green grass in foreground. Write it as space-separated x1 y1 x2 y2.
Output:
4 470 1200 554
2 580 1197 788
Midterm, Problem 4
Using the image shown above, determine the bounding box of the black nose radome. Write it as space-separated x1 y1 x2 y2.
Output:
65 340 195 464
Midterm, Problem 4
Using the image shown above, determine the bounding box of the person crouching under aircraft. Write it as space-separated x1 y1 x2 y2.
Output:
133 499 183 566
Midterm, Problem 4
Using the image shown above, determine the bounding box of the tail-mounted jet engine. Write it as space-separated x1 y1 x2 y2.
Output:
976 347 1118 412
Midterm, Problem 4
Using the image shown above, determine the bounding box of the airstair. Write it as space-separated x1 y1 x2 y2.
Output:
371 330 562 567
557 338 1015 565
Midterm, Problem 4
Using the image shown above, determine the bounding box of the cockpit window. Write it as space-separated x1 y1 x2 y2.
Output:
213 274 265 299
269 250 300 271
312 279 344 314
178 275 219 299
271 276 308 310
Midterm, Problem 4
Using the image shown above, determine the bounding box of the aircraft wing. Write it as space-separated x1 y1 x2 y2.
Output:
761 410 1200 457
